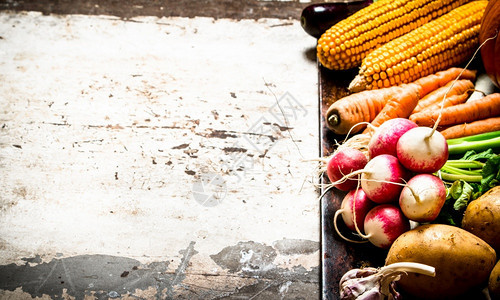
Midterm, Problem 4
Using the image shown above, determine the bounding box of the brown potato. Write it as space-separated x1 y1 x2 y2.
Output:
385 224 497 299
490 260 500 299
462 186 500 252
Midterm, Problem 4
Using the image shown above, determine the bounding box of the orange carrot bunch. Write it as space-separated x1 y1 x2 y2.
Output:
325 68 477 136
325 67 499 140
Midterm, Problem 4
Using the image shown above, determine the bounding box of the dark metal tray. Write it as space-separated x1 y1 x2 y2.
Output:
318 62 389 300
318 60 496 299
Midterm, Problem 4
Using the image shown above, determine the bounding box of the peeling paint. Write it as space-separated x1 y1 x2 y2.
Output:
0 255 155 299
0 239 320 299
273 239 318 256
0 7 320 299
205 129 238 139
211 241 277 274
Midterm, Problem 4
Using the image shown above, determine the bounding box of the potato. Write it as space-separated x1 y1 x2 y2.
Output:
385 224 497 299
490 260 500 299
462 186 500 252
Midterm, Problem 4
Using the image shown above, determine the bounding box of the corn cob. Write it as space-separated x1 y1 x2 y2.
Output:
348 0 488 92
317 0 471 71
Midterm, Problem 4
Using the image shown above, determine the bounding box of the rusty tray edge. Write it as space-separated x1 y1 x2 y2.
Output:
318 61 387 300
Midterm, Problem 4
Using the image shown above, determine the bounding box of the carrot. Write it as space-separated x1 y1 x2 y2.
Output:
327 68 477 135
440 117 500 139
411 67 477 96
409 92 472 120
362 68 477 133
325 87 397 134
409 93 500 127
361 84 422 132
411 79 475 114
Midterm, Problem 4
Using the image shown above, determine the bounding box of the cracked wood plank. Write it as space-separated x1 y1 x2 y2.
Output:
0 5 321 299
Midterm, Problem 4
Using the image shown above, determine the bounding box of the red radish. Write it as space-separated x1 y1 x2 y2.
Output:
360 154 409 204
368 118 418 159
397 126 449 173
334 188 375 233
326 147 368 191
363 204 410 249
399 174 447 222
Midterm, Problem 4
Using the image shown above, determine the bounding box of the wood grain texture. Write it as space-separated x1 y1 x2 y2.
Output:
0 8 321 299
0 0 323 20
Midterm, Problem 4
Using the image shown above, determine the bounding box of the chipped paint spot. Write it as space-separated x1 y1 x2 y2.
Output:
0 254 159 299
211 241 276 274
172 143 190 149
279 280 292 294
0 239 320 299
223 147 247 153
272 239 319 256
204 129 238 139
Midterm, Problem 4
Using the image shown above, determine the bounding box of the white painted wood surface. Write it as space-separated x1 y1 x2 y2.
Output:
0 10 320 273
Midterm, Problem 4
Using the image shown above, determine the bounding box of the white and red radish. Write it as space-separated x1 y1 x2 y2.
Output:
326 147 368 191
360 154 409 204
368 118 418 159
334 188 375 233
399 174 447 222
397 126 449 173
363 204 411 249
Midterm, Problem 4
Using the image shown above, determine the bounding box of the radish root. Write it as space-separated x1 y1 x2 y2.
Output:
341 122 375 157
321 169 371 192
333 180 371 243
333 209 369 244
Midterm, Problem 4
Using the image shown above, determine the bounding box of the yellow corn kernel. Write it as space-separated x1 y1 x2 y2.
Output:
317 0 471 70
349 1 487 92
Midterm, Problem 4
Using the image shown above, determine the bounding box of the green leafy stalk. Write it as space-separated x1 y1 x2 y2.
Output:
440 165 481 176
447 131 500 144
439 171 482 183
447 131 500 155
435 147 500 227
444 160 484 169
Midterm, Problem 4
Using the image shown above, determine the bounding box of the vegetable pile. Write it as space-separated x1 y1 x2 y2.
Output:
326 118 451 249
302 0 500 298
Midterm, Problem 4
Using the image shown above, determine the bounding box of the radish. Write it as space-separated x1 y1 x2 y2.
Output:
363 204 411 249
397 126 449 173
360 154 409 204
368 118 418 159
399 174 447 222
326 147 368 191
334 188 375 233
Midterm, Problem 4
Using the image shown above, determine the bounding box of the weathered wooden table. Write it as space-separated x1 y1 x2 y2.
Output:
0 1 334 299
